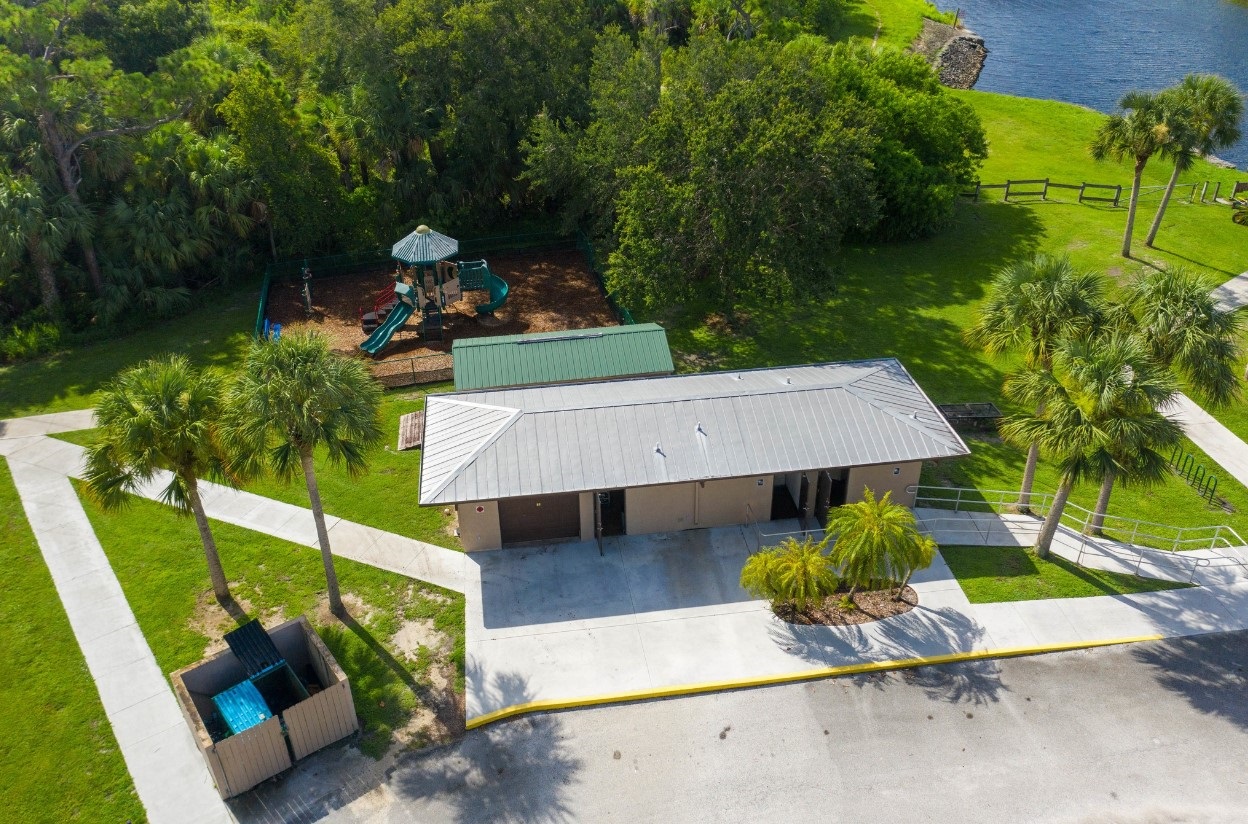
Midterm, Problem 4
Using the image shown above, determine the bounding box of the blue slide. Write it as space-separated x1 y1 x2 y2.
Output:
360 300 415 355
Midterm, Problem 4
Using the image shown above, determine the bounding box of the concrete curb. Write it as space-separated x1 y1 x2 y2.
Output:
464 634 1165 730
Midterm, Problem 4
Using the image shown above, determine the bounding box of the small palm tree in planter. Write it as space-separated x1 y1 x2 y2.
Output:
825 489 937 604
740 535 838 614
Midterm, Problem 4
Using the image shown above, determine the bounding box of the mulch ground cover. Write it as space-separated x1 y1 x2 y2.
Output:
265 248 619 385
774 586 919 626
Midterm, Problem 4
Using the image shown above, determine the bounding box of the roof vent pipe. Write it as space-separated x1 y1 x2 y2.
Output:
695 422 706 436
655 442 665 456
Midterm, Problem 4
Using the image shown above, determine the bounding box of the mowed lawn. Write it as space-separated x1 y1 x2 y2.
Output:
941 544 1194 603
0 464 144 823
77 483 466 759
661 89 1248 536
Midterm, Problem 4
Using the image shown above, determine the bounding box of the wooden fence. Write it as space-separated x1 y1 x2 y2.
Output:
965 178 1245 206
171 616 360 799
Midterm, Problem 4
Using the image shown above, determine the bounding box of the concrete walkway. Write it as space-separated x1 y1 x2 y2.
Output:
0 411 467 822
1165 394 1248 490
1164 271 1248 487
1210 270 1248 312
0 427 467 595
2 420 233 824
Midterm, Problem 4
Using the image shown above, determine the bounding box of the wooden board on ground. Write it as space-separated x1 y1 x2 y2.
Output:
398 411 426 451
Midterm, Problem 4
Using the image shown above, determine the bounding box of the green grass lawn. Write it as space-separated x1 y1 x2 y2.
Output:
0 464 144 823
238 388 461 549
0 283 257 420
828 0 954 49
77 482 466 758
941 544 1194 603
659 88 1248 537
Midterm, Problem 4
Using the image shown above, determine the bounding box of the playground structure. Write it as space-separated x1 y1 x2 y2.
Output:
258 232 626 387
358 225 511 356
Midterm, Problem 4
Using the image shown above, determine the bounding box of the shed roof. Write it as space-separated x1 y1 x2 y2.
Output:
419 359 968 505
452 324 675 390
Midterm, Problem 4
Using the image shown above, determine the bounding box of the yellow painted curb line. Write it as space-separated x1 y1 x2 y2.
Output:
464 634 1165 730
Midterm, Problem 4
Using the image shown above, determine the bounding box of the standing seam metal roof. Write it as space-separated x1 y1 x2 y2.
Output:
418 359 969 505
451 324 675 390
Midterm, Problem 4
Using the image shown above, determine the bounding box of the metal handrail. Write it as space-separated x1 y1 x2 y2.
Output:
908 484 1246 551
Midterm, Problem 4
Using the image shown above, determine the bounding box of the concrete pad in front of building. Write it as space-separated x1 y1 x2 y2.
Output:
465 525 1002 720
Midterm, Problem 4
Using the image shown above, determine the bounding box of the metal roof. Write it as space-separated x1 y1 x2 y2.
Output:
452 324 675 390
391 225 458 265
419 359 969 505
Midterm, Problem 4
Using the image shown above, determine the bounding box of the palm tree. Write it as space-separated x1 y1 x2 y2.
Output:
965 254 1104 511
1060 334 1183 534
226 332 383 616
84 356 235 605
1001 334 1181 556
740 535 838 612
1145 75 1243 248
1090 91 1180 258
1120 267 1242 407
825 489 935 601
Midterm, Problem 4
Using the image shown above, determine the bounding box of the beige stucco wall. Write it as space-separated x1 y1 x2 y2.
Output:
579 492 595 541
625 483 697 535
845 461 922 507
457 501 501 552
624 475 772 535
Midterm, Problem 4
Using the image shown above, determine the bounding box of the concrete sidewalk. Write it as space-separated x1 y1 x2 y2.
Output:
0 428 467 594
463 516 1248 723
3 435 232 823
1166 393 1248 491
1210 270 1248 312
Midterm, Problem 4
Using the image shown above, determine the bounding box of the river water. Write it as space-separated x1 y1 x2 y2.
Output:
951 0 1248 169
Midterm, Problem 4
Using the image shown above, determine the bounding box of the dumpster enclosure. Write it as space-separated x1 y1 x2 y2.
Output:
171 616 359 799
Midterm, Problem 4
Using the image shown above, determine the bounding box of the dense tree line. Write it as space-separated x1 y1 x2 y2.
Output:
0 0 984 353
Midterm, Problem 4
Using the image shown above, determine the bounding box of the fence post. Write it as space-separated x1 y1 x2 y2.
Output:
1042 178 1049 200
974 182 981 202
1113 185 1122 207
1213 181 1222 201
1200 181 1208 203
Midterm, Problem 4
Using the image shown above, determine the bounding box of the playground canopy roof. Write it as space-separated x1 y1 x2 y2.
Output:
392 225 458 265
451 324 674 391
419 358 969 505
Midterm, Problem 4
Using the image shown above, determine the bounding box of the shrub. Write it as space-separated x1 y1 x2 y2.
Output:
740 535 839 612
0 322 61 364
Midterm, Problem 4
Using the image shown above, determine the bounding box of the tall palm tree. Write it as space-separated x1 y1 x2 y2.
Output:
1090 91 1180 258
1059 334 1182 534
1120 267 1242 407
825 489 934 601
84 356 235 605
1001 335 1181 556
965 254 1105 511
226 332 383 616
1145 74 1243 248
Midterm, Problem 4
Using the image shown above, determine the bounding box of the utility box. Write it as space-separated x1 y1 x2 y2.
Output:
170 616 359 799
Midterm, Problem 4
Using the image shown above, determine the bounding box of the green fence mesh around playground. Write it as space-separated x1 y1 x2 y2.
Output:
253 229 635 386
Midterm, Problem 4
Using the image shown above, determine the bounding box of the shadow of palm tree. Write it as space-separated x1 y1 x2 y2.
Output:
1130 631 1248 731
767 603 1008 705
391 670 584 824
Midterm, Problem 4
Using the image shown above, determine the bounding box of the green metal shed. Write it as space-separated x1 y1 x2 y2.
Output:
452 324 674 390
